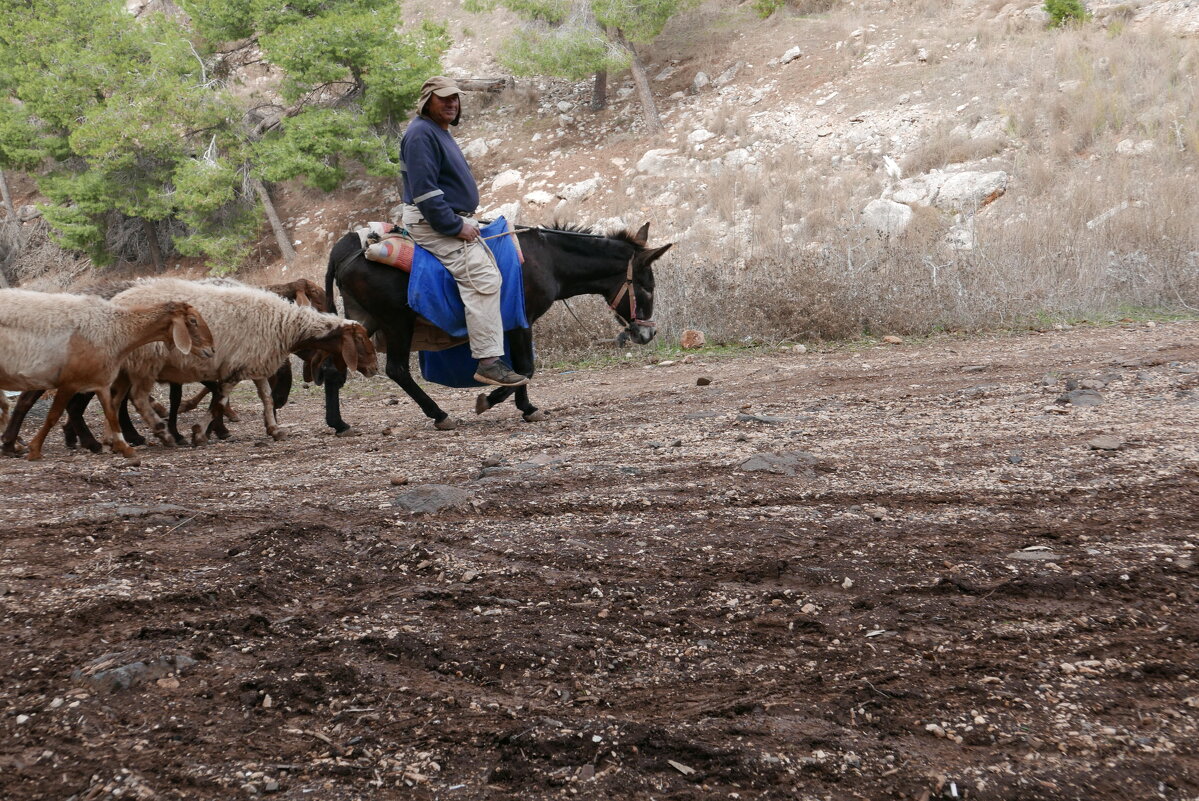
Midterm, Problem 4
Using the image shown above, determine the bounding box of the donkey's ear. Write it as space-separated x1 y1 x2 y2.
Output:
633 222 650 245
643 242 672 264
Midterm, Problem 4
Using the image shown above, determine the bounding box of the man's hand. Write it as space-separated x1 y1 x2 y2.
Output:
456 223 480 242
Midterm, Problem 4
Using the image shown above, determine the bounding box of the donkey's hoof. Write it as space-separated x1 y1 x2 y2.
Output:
434 417 459 431
475 393 490 415
334 426 361 438
523 409 550 423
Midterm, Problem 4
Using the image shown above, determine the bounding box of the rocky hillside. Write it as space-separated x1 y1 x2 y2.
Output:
10 0 1199 343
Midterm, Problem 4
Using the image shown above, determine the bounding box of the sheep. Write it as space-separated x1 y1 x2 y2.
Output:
176 277 329 426
109 278 376 444
0 288 214 461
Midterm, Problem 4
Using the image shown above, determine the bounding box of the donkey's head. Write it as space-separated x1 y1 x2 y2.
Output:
606 223 672 346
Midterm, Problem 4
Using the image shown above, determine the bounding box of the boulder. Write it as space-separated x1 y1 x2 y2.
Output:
780 46 803 64
714 61 745 87
689 72 710 94
688 128 716 145
636 148 683 176
862 199 913 238
523 190 555 206
462 139 489 159
392 484 472 513
560 177 601 201
680 329 706 349
492 169 523 191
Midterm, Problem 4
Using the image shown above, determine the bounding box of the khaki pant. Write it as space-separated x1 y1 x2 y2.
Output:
402 205 504 360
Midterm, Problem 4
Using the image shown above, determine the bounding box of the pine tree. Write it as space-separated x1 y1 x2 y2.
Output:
469 0 697 132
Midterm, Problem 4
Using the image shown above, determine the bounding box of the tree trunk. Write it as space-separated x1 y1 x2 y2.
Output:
143 218 165 273
0 168 16 287
0 169 16 222
623 40 663 134
590 70 608 111
252 178 297 265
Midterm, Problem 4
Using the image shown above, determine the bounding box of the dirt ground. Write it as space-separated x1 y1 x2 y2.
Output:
2 321 1198 801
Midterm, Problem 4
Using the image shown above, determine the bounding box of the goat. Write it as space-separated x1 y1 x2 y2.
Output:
0 289 214 460
109 278 375 444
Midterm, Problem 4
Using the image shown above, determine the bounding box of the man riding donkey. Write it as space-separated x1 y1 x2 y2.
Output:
400 76 528 388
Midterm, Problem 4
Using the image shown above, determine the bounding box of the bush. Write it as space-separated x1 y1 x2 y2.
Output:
1044 0 1089 27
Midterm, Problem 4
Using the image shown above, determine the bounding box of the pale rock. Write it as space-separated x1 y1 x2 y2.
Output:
688 128 716 145
523 190 555 206
560 177 601 201
690 72 710 94
655 66 676 81
713 61 745 87
1116 138 1155 156
556 101 573 113
462 139 489 159
934 171 1008 212
491 169 524 191
636 148 682 176
722 148 753 168
654 191 679 207
617 87 635 99
862 198 913 238
680 329 706 349
945 226 974 250
780 46 803 64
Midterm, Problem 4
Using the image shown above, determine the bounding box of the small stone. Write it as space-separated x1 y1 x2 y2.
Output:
390 475 409 486
462 570 479 582
697 376 712 386
264 780 280 793
801 603 818 614
925 723 946 738
597 609 609 619
1088 435 1123 451
841 577 854 589
1061 662 1077 674
156 677 180 690
1057 389 1103 407
1007 449 1023 464
16 714 30 724
882 335 903 345
680 329 706 349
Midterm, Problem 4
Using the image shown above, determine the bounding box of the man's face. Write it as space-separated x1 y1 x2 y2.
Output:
426 93 460 128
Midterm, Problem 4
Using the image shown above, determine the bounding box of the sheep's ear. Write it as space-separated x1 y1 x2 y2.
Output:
340 327 359 374
294 288 312 307
171 315 193 355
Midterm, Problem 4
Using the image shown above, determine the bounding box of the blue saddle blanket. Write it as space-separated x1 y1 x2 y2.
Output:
407 217 527 338
409 217 528 388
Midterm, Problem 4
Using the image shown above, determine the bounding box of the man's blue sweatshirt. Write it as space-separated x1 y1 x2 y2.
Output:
400 116 480 237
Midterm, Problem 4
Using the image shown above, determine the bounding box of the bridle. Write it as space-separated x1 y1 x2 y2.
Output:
607 256 655 331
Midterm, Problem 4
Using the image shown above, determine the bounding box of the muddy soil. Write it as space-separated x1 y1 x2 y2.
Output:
2 322 1198 800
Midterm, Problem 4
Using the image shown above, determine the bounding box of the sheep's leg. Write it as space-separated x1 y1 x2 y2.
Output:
269 359 293 412
320 360 352 434
204 381 231 440
166 383 187 445
254 378 285 440
64 392 104 453
2 390 42 455
0 392 8 431
94 386 136 459
26 389 75 461
118 395 146 447
177 385 209 414
126 379 172 446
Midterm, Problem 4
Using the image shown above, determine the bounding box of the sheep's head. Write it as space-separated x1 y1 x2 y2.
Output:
167 302 215 359
295 321 377 377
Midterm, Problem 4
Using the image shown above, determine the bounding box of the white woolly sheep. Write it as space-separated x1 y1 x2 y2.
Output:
0 289 214 461
110 278 375 444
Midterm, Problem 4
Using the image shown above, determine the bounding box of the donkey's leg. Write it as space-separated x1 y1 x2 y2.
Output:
475 328 546 422
381 324 455 430
270 359 293 412
2 390 43 455
119 394 147 447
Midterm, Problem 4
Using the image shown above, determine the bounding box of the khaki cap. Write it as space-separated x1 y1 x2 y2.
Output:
417 76 462 124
